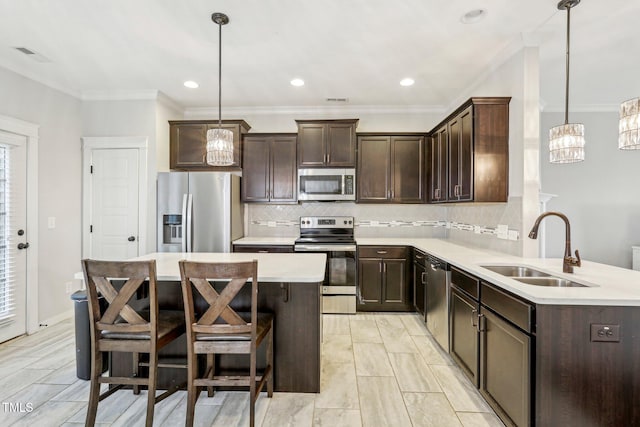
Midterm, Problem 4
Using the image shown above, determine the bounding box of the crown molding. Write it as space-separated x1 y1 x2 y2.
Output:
540 103 619 113
0 61 81 100
81 89 159 101
184 104 446 118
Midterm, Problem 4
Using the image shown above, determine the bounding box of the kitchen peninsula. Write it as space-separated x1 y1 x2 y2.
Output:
107 252 326 393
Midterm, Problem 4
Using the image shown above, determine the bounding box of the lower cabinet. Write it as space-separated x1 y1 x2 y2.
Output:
357 246 411 311
450 284 480 386
413 249 427 317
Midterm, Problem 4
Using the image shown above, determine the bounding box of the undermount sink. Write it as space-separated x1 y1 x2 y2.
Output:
481 265 550 277
513 277 587 288
481 264 590 287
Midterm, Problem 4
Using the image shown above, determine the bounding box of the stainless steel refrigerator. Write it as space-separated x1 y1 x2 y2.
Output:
157 172 243 253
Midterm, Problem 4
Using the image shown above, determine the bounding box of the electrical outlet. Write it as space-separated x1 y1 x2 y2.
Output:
590 324 620 342
65 282 73 294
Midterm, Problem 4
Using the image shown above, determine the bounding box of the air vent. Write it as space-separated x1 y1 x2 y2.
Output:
14 47 51 63
326 98 349 103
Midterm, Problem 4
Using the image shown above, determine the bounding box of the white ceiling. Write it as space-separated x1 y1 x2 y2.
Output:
1 0 638 112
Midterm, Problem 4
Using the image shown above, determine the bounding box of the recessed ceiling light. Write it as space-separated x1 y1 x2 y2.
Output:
461 9 487 24
400 78 415 87
290 78 305 87
183 80 199 89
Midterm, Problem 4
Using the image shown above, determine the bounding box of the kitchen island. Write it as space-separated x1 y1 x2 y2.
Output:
109 252 326 393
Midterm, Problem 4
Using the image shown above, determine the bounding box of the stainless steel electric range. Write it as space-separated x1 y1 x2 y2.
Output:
294 216 356 314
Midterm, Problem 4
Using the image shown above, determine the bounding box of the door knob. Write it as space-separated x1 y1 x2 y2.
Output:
17 242 30 250
128 236 136 242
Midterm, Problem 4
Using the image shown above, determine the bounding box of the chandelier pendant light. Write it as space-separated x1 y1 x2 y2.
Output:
619 97 640 150
206 12 234 166
549 0 585 164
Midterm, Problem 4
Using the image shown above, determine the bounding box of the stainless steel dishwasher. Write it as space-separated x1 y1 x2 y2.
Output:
425 255 450 352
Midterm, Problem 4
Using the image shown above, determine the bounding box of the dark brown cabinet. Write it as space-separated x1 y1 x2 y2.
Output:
357 134 425 203
296 119 358 167
169 120 250 170
427 97 510 203
427 128 448 203
357 246 411 311
480 282 534 427
241 134 297 203
450 283 480 386
413 249 427 317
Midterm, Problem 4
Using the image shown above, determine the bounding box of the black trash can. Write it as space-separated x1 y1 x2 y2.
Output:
71 290 106 380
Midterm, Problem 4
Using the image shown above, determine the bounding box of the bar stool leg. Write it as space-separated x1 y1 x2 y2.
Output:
86 350 102 426
132 352 140 395
185 351 197 427
145 351 158 427
206 353 215 397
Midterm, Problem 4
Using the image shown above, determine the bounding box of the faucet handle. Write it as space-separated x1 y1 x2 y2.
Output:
574 249 581 267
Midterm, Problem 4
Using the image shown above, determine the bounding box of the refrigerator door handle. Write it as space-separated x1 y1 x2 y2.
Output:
181 194 188 252
186 193 193 252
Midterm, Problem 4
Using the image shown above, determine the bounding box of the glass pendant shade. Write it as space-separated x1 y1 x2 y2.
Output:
206 128 234 166
549 123 585 163
619 97 640 150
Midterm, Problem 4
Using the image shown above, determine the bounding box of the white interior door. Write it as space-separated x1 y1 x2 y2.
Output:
0 131 28 343
89 148 140 260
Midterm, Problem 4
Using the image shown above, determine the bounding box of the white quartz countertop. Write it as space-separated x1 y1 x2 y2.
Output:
232 237 297 246
77 252 326 283
356 238 640 306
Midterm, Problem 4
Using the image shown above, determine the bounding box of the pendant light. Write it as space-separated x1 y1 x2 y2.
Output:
619 97 640 150
206 13 234 166
549 0 585 164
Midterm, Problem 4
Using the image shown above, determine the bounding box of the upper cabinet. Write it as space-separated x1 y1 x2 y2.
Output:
427 97 510 204
358 134 425 203
296 119 358 167
242 134 297 203
169 120 250 170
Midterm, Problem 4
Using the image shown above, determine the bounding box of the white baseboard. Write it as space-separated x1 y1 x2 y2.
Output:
32 309 74 333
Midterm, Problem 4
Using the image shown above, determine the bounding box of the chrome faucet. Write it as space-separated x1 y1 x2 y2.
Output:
528 211 581 273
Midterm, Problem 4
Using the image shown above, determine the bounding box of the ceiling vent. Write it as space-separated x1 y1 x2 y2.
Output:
14 47 51 63
325 98 349 103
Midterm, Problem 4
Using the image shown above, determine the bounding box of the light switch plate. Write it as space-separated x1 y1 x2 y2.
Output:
508 230 519 241
47 216 56 229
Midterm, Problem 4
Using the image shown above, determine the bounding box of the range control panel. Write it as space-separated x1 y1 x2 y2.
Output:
300 216 354 229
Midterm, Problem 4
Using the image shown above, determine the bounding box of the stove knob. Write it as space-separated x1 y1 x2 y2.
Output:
344 220 347 224
349 220 352 224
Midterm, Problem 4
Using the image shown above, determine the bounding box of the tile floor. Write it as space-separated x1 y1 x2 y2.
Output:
0 313 504 426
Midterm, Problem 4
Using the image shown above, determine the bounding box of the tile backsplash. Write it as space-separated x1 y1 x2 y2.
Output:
245 198 524 256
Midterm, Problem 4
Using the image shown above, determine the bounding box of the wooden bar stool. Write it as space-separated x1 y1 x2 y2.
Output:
81 259 185 427
179 259 274 427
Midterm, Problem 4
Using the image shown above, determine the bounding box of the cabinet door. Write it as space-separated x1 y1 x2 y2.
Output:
480 307 531 427
297 123 326 167
413 261 427 317
391 136 424 202
358 259 382 304
448 115 461 200
429 127 448 203
170 123 208 168
241 136 270 202
357 136 390 202
383 259 408 305
326 122 356 166
450 286 479 386
270 136 297 202
458 106 473 201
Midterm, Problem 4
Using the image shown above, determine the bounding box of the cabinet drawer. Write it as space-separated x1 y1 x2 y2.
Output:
481 282 534 333
359 246 408 259
451 267 479 300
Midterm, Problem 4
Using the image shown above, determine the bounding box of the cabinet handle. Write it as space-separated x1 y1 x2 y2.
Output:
383 263 387 273
415 254 424 260
471 309 478 327
421 271 427 284
280 283 290 303
376 250 388 254
258 250 269 253
379 263 383 273
478 313 486 332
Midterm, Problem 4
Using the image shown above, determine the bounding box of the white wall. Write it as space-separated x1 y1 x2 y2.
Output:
0 66 83 324
540 111 640 268
81 99 158 255
156 95 183 173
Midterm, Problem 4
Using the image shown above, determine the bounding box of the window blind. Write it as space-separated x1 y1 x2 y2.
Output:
0 145 15 323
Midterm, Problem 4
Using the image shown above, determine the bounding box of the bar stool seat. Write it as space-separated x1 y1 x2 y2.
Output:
179 259 274 427
81 259 185 427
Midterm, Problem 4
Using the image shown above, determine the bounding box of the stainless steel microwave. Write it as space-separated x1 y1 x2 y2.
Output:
298 168 356 201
